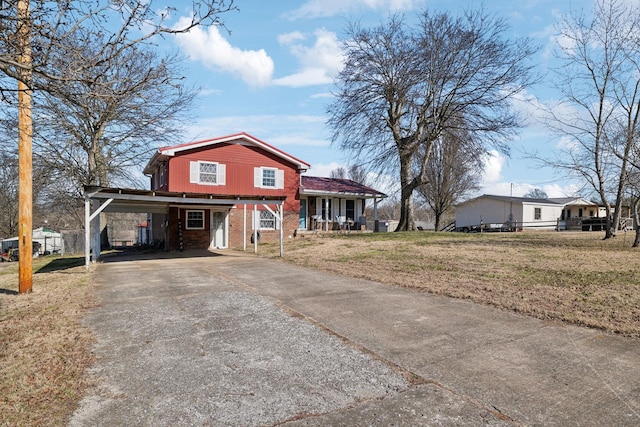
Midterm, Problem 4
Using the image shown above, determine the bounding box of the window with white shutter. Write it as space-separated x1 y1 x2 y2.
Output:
254 167 284 189
189 161 226 185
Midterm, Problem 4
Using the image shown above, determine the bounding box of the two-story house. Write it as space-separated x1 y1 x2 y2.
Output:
138 132 387 252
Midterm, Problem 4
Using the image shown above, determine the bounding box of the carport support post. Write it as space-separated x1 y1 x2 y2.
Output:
243 204 247 251
279 205 284 257
253 204 258 253
85 196 90 269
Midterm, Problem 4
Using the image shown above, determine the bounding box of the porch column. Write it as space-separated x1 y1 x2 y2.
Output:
324 198 328 231
374 198 380 232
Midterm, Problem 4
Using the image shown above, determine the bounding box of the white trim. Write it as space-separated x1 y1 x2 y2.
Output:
144 133 310 174
209 210 228 249
185 209 205 230
191 161 222 186
254 166 283 189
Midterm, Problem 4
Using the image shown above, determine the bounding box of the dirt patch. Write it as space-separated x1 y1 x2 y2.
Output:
0 258 96 427
259 231 640 338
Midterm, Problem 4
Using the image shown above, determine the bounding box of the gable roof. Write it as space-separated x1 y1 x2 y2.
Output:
548 197 599 206
300 176 387 198
457 194 564 207
143 132 311 174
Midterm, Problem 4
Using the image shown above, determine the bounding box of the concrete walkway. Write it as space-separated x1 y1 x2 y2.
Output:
71 250 640 426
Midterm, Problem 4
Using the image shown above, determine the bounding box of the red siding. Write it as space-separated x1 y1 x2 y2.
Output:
166 143 301 211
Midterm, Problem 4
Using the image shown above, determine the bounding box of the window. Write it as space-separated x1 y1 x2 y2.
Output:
534 207 541 220
260 210 276 229
199 162 217 184
254 167 284 189
262 168 276 188
186 210 205 229
346 200 355 222
190 161 226 185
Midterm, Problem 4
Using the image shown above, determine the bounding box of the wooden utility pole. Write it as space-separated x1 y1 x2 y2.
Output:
18 0 33 294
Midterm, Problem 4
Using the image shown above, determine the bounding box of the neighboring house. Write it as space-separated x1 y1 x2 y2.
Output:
299 176 387 231
455 194 632 232
1 227 64 255
455 194 564 231
139 132 388 251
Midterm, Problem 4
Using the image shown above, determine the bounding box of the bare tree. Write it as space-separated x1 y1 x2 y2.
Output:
416 129 483 231
0 1 236 91
328 9 537 231
543 0 640 238
329 164 370 186
524 188 548 199
0 152 19 237
34 42 196 190
0 0 235 222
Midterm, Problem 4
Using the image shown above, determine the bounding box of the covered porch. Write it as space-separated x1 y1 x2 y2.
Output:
298 176 387 232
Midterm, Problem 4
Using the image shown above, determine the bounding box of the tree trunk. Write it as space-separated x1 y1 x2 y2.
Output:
396 152 416 231
434 210 441 232
603 204 614 239
632 198 640 248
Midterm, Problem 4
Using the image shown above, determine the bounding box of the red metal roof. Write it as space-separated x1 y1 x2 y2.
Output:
301 176 387 198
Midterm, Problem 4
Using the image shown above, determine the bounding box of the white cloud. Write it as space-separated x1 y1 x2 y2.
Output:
273 29 344 88
173 17 274 87
311 92 334 99
482 150 505 185
277 31 305 45
542 183 580 198
284 0 425 19
305 162 343 177
183 114 330 147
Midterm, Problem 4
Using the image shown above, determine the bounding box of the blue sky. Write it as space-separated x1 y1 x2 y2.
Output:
166 0 589 199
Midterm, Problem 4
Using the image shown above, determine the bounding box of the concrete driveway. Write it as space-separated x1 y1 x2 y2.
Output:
71 250 640 426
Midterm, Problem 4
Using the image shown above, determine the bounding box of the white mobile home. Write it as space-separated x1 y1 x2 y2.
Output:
1 227 64 255
455 195 564 231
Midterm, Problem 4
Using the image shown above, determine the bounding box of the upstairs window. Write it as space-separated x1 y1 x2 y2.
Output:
190 161 226 185
199 162 217 184
254 167 284 189
262 168 276 188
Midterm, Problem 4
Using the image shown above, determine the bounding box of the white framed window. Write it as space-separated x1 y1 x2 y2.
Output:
254 167 284 189
534 207 541 220
186 210 205 229
190 161 226 185
262 168 276 188
260 210 276 229
252 210 280 230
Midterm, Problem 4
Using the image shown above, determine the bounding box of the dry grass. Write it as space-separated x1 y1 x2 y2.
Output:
259 231 640 338
0 257 96 427
1 231 638 426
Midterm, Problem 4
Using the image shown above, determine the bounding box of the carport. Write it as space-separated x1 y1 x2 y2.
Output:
83 186 286 268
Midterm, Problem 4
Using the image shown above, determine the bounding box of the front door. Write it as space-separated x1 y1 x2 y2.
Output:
210 211 227 249
299 199 307 230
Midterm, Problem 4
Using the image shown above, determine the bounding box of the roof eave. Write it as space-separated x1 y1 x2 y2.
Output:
159 133 310 171
300 189 387 198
